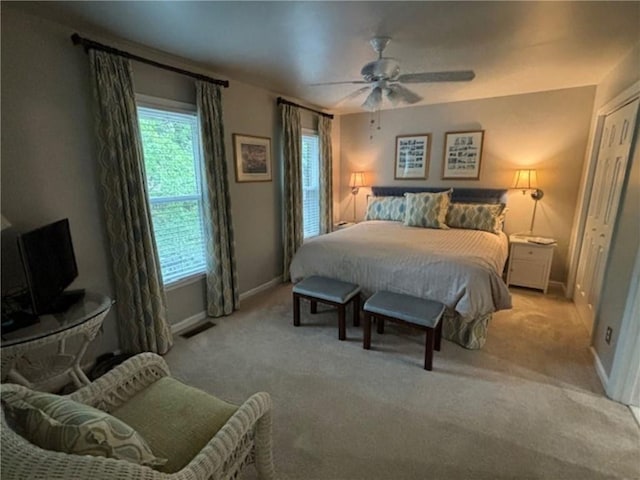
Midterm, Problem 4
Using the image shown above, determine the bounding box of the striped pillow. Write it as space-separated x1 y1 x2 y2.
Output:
403 190 452 229
2 389 166 467
365 196 406 221
446 202 506 234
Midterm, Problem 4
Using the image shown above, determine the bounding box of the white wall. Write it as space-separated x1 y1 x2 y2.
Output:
339 87 595 284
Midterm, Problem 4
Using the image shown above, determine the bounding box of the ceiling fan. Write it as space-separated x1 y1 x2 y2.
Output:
311 36 475 111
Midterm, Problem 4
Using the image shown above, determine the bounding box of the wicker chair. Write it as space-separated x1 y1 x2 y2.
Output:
1 352 276 480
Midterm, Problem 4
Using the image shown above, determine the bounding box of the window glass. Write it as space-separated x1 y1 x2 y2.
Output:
301 133 320 238
138 106 207 284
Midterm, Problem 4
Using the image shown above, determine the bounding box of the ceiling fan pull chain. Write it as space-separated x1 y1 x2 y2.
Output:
369 112 375 140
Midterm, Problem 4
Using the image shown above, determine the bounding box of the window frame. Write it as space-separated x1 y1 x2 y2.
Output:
136 94 208 289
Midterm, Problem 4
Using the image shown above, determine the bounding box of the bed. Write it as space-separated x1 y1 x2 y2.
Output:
289 187 512 349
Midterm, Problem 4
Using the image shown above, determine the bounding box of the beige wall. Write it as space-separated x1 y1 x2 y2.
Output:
590 43 640 376
339 87 595 284
1 7 319 357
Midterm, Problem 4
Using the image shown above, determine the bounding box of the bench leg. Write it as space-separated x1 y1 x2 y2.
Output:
310 300 317 314
293 293 301 327
435 320 442 352
377 317 385 335
338 305 346 341
363 312 371 350
424 328 435 371
353 294 360 327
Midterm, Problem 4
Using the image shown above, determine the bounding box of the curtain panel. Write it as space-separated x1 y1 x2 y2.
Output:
89 50 172 354
280 104 303 281
318 116 333 234
196 81 239 316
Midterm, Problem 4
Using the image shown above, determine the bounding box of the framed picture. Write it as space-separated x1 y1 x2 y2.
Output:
233 134 272 182
394 134 431 179
442 130 484 180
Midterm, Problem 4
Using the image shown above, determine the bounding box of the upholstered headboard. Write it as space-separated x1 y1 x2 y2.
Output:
370 186 508 204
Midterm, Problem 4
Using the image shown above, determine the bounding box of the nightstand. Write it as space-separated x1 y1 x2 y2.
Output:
506 235 556 293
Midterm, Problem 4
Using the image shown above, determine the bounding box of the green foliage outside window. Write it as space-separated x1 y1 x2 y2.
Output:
138 108 206 284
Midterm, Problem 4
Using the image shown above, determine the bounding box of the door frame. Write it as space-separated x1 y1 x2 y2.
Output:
566 81 640 313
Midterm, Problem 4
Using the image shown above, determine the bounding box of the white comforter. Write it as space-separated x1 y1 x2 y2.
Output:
290 221 512 318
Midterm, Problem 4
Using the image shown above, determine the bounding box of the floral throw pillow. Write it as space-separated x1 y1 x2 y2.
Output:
403 190 452 229
2 389 166 467
446 202 507 234
364 196 406 221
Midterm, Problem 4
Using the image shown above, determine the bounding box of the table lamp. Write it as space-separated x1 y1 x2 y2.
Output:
349 172 367 221
513 169 544 234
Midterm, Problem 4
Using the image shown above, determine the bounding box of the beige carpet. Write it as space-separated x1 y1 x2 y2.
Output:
164 284 639 480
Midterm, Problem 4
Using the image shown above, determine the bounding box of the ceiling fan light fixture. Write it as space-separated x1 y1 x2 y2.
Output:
386 87 401 106
362 87 382 111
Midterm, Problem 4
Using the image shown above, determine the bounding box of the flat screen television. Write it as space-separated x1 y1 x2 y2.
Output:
17 219 83 315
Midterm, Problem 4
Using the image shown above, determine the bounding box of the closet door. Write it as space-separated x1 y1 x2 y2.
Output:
574 98 639 332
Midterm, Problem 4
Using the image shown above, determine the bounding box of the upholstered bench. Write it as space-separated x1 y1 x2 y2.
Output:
293 276 361 340
363 291 445 370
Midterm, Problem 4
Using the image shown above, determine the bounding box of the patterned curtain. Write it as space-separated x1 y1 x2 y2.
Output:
280 104 303 281
196 81 239 316
89 51 172 354
318 116 333 234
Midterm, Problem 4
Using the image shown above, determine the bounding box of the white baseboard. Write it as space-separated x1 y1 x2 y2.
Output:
239 276 282 301
630 405 640 427
591 346 610 393
548 280 567 296
171 276 282 334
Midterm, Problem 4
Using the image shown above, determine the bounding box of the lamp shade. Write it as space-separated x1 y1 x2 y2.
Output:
513 169 539 190
349 172 367 189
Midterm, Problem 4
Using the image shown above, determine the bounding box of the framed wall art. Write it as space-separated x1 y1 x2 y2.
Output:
394 134 431 179
233 134 272 182
442 130 484 180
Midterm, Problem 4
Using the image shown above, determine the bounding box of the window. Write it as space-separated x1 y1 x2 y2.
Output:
137 105 207 285
301 132 321 238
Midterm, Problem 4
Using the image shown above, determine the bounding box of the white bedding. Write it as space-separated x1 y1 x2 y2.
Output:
290 221 512 318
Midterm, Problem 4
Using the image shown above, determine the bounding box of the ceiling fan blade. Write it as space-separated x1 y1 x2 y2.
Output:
362 87 382 111
308 80 369 86
387 84 422 105
334 86 371 106
397 70 476 83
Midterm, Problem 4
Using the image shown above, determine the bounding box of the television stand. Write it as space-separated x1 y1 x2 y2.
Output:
43 289 86 315
1 292 113 391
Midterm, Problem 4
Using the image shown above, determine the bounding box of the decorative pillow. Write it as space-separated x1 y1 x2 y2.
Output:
1 389 166 467
364 196 406 221
403 190 452 229
446 202 507 234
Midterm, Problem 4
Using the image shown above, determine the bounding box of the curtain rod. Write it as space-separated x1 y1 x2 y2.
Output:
277 97 334 119
71 33 229 88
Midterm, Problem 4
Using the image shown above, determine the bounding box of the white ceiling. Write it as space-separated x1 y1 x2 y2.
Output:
11 1 640 114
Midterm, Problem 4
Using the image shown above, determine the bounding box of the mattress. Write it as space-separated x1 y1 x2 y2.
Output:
289 221 512 319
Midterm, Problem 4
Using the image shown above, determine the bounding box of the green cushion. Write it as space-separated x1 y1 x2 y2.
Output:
403 190 451 229
446 202 506 234
112 377 238 474
1 389 165 467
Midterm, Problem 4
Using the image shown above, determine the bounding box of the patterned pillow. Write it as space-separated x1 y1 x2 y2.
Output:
1 389 166 467
446 202 507 234
403 190 452 229
364 196 406 221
